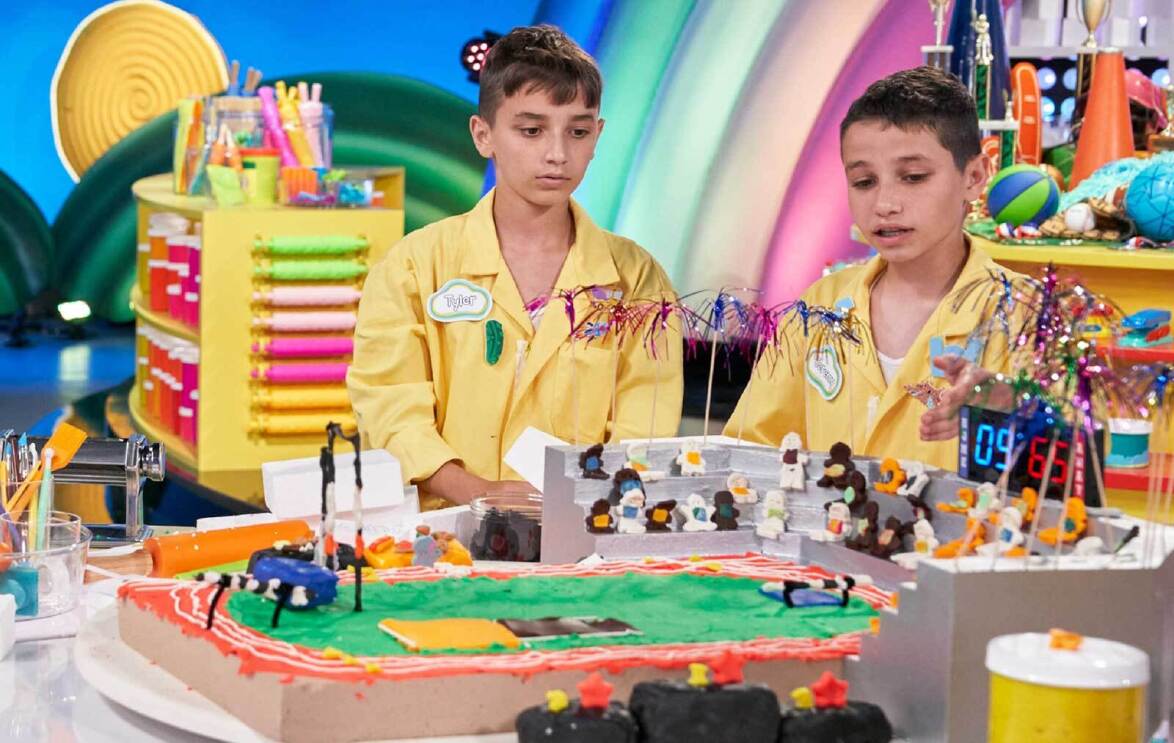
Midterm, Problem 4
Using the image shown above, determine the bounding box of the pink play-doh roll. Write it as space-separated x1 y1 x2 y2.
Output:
251 362 349 383
252 337 353 358
252 286 361 307
252 311 356 332
257 86 297 167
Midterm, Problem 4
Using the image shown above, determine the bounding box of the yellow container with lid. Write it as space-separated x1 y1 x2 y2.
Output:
986 630 1149 743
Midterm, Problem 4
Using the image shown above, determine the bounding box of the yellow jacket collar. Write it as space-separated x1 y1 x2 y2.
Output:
460 188 621 288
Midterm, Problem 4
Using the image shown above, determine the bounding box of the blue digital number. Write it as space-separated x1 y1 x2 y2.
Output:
974 423 995 467
995 426 1010 472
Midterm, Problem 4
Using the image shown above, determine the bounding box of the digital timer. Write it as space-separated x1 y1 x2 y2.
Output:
958 405 1104 507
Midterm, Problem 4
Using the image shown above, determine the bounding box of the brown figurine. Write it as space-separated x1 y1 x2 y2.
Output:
585 499 615 533
817 442 857 489
644 499 677 532
870 516 906 560
712 491 740 531
845 501 879 552
579 444 609 480
609 467 644 505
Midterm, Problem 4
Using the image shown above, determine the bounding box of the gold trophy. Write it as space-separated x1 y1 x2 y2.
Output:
1073 0 1112 130
922 0 953 71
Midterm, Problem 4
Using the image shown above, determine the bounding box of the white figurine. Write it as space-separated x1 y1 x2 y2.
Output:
977 506 1024 556
624 442 665 482
892 518 940 569
726 472 758 504
675 441 707 476
810 502 851 542
678 493 717 532
755 490 789 540
777 432 808 491
615 490 647 534
1072 536 1107 557
896 460 930 498
969 482 1003 520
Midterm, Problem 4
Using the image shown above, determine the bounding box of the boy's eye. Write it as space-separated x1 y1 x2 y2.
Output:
903 173 929 183
571 128 590 138
851 178 875 190
520 127 541 137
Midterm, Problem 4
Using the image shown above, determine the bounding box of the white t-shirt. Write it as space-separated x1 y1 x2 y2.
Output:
878 349 904 386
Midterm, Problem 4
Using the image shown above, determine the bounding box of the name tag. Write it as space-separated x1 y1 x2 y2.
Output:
427 279 493 323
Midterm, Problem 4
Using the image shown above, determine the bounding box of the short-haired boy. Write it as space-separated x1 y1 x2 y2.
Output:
726 66 1016 470
350 26 683 506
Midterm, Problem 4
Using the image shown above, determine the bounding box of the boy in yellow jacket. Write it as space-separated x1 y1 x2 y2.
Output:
725 67 1015 472
349 26 683 506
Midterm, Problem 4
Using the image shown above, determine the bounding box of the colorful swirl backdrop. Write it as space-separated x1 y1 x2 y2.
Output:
2 0 931 319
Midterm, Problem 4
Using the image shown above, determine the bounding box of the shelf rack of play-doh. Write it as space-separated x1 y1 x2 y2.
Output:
128 172 404 506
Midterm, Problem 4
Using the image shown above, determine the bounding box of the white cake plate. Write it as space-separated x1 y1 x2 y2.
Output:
74 605 517 743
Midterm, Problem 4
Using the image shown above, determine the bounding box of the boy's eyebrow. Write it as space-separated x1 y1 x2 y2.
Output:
845 154 930 170
513 112 596 122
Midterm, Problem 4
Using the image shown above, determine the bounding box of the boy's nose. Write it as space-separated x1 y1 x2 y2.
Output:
545 137 569 164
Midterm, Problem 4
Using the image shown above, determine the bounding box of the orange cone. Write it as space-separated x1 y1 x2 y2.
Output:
1070 50 1134 187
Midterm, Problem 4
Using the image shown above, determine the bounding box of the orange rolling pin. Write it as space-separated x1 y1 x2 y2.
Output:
144 519 313 578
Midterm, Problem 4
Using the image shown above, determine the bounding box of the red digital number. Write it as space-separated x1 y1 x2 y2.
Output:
1026 436 1069 485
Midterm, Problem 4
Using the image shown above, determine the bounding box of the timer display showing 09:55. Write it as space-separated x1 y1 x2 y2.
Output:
971 423 1069 486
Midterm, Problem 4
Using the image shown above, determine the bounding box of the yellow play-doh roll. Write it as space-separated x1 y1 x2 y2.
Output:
250 412 355 436
253 386 352 410
986 631 1149 743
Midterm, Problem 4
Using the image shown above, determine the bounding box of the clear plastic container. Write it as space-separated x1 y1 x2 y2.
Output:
469 493 542 562
0 511 91 620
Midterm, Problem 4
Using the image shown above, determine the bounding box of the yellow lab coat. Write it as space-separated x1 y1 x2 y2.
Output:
348 190 683 486
724 242 1018 472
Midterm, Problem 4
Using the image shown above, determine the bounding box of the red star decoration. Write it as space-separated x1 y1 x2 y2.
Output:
709 650 745 685
810 671 849 709
577 672 613 710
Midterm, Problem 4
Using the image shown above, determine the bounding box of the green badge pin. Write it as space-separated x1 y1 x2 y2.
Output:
485 320 504 365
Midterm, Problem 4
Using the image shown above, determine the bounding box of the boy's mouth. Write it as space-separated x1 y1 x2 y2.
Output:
874 225 912 239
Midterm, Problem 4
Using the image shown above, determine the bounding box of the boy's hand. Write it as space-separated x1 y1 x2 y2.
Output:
420 461 538 505
919 355 1009 441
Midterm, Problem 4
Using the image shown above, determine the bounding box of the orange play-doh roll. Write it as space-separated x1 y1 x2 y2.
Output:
145 519 313 578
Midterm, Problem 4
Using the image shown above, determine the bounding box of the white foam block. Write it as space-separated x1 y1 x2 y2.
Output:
503 427 567 492
0 595 13 659
262 449 406 518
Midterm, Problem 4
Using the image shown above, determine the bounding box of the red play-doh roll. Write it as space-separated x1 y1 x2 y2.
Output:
145 520 313 578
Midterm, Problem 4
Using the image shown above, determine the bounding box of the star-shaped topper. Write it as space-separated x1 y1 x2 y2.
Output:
810 671 849 709
1049 628 1084 651
709 649 745 685
577 672 613 710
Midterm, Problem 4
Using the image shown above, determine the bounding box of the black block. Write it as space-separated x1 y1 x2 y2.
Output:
777 701 893 743
516 702 638 743
630 681 779 743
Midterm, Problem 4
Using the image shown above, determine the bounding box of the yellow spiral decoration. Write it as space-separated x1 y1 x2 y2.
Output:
51 0 228 180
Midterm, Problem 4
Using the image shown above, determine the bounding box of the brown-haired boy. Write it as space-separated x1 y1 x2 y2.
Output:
349 25 683 506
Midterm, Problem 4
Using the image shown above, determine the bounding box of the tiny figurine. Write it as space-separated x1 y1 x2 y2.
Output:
755 490 789 540
609 467 644 506
678 493 717 532
726 472 758 504
970 482 1002 520
1010 486 1038 527
977 507 1026 557
845 501 880 552
937 486 976 515
1038 498 1088 546
760 574 872 608
615 490 647 534
869 516 905 560
906 493 933 523
624 442 665 481
895 460 930 499
433 530 473 566
196 557 338 630
933 518 986 558
586 499 616 534
874 457 907 495
675 440 707 476
644 499 678 532
712 491 740 531
778 432 809 491
780 672 893 743
817 442 856 489
811 501 851 542
579 444 609 480
892 518 938 569
412 524 444 567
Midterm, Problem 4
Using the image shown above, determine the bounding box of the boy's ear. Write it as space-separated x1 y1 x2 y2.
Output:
961 152 991 202
469 115 494 159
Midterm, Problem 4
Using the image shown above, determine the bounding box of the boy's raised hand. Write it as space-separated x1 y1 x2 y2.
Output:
919 355 1010 441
